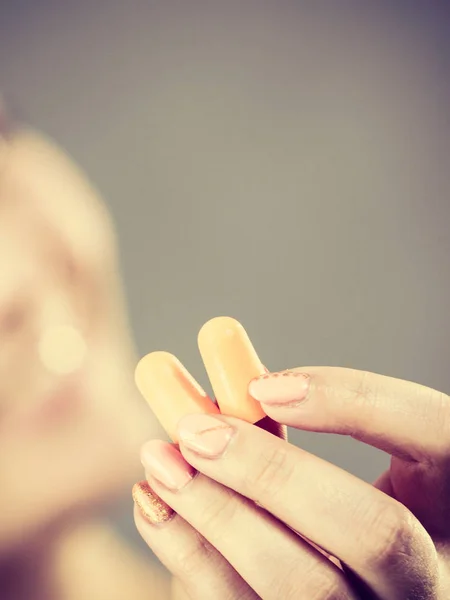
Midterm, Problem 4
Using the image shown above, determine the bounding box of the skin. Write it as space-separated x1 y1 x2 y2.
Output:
0 125 168 599
136 365 450 599
3 123 448 599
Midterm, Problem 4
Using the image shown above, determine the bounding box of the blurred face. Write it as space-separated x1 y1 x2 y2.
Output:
0 129 154 554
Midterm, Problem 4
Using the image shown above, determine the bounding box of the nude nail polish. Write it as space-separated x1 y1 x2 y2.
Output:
248 371 310 406
198 317 266 422
135 351 219 442
141 440 195 491
132 480 174 524
177 413 234 458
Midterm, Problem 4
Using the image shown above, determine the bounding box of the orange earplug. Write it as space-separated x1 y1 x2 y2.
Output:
198 316 266 423
135 351 219 442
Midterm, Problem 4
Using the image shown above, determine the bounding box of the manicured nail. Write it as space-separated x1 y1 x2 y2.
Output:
132 480 174 524
141 440 195 491
248 371 310 406
177 414 235 458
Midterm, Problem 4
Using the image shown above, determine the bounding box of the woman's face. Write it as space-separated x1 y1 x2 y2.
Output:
0 129 154 554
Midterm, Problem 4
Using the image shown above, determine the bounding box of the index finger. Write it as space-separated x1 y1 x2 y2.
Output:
249 366 450 461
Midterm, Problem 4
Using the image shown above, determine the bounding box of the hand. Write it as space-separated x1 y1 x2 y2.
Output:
133 366 449 598
134 419 356 600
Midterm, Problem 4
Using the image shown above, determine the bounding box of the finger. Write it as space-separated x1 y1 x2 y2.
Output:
141 440 357 600
177 414 439 600
373 470 396 497
133 482 257 600
248 367 450 461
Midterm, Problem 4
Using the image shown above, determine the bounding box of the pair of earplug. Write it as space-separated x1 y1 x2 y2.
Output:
135 316 266 441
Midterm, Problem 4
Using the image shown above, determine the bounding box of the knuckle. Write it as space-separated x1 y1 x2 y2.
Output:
361 500 418 569
349 370 378 409
245 442 294 502
338 370 380 436
198 489 239 542
174 532 214 580
352 369 371 398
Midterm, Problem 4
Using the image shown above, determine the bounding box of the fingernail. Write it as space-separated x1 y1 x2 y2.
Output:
177 414 235 458
248 371 310 406
132 480 174 524
141 440 195 491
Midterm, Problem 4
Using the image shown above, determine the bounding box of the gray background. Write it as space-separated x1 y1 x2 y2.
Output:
1 0 449 523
